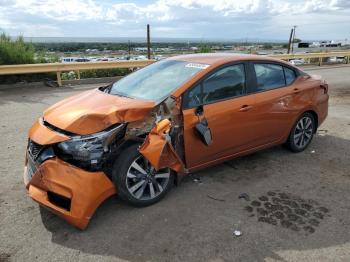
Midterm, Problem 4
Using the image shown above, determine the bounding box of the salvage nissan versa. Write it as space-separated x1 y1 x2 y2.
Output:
24 54 329 229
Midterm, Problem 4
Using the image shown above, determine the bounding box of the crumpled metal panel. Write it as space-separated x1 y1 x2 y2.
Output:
43 89 155 135
29 118 70 145
139 119 184 173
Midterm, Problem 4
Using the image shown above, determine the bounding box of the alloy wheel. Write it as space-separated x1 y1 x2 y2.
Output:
125 156 170 200
293 116 314 149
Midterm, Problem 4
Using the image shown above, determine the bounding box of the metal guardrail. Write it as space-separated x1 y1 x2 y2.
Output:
271 51 350 66
271 51 350 60
0 60 155 86
0 51 349 86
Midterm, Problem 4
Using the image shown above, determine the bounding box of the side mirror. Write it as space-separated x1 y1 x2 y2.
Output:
195 121 212 146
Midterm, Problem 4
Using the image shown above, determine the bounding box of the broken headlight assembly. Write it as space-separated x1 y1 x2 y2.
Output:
56 123 126 171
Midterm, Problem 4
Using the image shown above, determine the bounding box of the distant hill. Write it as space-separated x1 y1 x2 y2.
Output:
23 36 288 44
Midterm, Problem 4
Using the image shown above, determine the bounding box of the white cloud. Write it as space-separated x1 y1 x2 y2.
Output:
13 0 103 21
0 0 349 39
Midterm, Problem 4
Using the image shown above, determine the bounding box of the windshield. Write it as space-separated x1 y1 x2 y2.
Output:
109 60 207 102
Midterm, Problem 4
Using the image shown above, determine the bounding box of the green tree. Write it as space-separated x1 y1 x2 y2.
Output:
197 45 212 53
263 43 273 49
0 33 35 65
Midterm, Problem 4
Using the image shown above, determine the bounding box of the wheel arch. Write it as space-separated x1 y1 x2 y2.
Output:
283 109 319 144
115 136 180 186
303 110 319 133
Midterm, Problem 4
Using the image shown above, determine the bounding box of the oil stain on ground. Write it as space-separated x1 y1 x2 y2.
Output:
244 191 330 234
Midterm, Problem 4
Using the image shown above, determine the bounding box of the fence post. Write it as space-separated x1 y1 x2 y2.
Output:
77 70 81 80
347 56 349 64
318 57 322 66
56 71 62 87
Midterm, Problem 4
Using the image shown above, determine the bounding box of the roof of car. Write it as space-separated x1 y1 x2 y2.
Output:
169 53 284 65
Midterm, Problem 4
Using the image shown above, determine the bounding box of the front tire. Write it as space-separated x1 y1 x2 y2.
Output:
112 144 174 207
286 112 315 152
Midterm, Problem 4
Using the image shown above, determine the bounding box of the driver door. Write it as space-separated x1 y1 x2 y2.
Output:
182 63 257 170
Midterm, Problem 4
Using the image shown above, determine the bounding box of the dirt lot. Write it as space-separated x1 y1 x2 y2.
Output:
0 66 349 262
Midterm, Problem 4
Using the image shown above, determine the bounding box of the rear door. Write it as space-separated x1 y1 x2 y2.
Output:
247 62 312 145
182 63 257 169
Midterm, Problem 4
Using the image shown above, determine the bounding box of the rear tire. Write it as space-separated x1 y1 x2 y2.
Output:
286 112 315 153
112 144 174 207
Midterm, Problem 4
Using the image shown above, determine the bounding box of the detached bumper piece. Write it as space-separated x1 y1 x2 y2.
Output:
24 157 116 230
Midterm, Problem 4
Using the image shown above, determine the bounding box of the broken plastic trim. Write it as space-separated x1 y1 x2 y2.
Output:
139 119 185 173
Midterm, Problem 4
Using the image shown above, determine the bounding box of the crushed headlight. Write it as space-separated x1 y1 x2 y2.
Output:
56 123 126 170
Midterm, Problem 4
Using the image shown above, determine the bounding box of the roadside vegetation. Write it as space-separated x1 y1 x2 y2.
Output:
197 45 212 53
0 33 35 65
61 68 129 80
0 32 130 84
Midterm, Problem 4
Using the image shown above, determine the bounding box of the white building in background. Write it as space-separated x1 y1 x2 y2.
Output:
338 39 350 46
294 39 350 49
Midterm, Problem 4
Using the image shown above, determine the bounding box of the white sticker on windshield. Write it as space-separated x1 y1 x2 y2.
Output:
185 63 209 69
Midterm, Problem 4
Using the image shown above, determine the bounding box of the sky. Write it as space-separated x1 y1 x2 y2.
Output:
0 0 349 41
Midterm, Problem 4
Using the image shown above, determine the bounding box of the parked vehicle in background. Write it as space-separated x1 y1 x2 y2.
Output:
24 54 329 229
61 57 79 63
75 58 91 62
61 57 90 63
289 59 305 65
328 56 345 63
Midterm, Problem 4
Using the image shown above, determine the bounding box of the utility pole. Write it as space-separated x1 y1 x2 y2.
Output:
291 25 297 54
287 28 294 54
128 40 131 59
147 24 151 60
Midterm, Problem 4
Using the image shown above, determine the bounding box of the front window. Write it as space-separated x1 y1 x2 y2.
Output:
109 60 207 102
202 64 246 104
183 64 246 108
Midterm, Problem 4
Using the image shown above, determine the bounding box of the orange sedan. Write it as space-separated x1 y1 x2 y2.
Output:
24 54 329 229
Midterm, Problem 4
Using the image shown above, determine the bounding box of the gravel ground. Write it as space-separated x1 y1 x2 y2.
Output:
0 66 349 262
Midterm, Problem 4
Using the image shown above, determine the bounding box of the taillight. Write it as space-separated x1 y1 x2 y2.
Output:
320 81 328 94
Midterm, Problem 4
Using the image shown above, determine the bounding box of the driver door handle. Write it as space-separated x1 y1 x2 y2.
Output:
239 105 253 112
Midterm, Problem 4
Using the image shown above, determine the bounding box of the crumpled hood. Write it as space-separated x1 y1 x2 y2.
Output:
43 89 155 135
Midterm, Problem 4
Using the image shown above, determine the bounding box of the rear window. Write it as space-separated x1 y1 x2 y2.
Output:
284 67 297 85
254 64 285 91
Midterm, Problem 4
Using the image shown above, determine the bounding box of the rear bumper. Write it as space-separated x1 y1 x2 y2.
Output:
24 157 116 230
317 94 329 127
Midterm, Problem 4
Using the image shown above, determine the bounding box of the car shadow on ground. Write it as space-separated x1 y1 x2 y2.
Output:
39 134 350 261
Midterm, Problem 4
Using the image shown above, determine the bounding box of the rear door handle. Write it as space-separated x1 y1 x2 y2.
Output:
293 88 300 94
239 105 253 112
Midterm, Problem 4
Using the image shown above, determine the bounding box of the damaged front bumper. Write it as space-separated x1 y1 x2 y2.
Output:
24 155 116 230
24 118 116 230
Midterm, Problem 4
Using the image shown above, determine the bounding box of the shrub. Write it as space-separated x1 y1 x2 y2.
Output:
80 68 129 79
0 33 35 65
